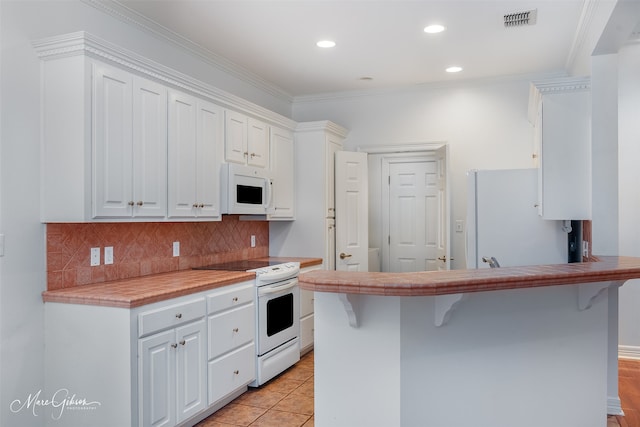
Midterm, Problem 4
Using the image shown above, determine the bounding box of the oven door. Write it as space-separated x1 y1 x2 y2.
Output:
256 278 300 356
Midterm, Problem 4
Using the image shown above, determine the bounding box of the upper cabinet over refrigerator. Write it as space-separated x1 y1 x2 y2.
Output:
529 77 591 220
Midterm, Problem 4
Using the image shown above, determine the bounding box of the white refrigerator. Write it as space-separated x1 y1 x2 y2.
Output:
466 168 568 269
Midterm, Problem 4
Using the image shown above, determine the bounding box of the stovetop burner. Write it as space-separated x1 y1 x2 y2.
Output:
194 259 285 272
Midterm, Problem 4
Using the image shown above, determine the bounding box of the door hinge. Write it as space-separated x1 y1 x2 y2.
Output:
388 235 390 245
388 175 391 185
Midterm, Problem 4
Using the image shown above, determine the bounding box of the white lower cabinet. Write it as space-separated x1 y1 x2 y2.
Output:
206 282 256 405
299 265 321 355
44 280 256 427
139 319 207 427
138 299 207 427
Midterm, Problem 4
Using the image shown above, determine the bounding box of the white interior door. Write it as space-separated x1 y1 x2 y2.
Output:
435 145 450 270
388 160 440 272
335 151 368 271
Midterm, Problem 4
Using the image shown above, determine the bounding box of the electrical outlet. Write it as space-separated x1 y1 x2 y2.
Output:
90 247 100 266
173 241 180 257
104 246 113 265
251 235 256 248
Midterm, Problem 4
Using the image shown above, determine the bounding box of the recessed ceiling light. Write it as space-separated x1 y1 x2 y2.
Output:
317 40 336 48
424 24 446 34
446 66 463 73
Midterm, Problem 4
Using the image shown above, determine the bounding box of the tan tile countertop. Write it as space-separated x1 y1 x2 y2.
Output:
298 256 640 296
42 270 256 308
42 257 323 308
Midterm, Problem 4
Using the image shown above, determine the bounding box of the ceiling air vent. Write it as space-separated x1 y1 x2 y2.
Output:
504 9 537 28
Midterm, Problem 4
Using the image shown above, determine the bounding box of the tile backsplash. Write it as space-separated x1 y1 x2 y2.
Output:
46 216 268 290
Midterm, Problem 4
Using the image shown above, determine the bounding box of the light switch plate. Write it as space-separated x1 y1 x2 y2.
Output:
173 241 180 257
251 235 256 248
90 247 100 266
455 220 464 233
104 246 113 265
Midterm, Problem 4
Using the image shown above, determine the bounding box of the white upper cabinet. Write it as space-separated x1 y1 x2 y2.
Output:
269 126 295 220
93 63 167 218
35 32 296 223
529 77 591 220
168 90 222 219
224 111 269 168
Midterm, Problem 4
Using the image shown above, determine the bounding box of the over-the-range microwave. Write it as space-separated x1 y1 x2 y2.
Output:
221 163 274 215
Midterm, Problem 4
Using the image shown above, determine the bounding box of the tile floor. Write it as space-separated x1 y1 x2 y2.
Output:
196 351 314 427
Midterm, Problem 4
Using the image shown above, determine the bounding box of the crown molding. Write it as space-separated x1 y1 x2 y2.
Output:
80 0 293 104
295 121 349 138
565 0 599 72
527 76 591 123
32 31 296 130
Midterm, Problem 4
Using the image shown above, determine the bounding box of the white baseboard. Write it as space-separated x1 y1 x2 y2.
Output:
608 396 625 416
619 344 640 360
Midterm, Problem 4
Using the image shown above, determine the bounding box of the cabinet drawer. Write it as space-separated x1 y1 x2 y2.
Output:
138 298 205 337
207 282 254 314
300 314 314 352
208 304 255 359
300 289 314 317
208 342 255 405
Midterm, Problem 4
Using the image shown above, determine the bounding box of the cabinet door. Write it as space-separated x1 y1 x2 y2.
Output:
168 90 198 217
132 76 167 218
225 110 247 164
139 329 176 427
247 118 269 167
269 127 294 219
93 63 133 218
196 100 223 219
175 319 207 423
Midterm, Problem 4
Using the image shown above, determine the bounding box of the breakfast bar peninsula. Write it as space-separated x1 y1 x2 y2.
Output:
298 257 640 427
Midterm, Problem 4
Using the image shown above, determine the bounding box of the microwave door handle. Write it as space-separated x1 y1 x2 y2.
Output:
264 178 273 210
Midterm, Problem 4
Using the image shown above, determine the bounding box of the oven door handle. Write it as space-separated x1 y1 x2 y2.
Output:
259 279 298 295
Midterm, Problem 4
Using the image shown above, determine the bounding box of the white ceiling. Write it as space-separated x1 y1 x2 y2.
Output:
116 0 589 98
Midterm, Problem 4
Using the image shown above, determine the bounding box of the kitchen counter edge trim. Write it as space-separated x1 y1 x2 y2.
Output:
299 256 640 296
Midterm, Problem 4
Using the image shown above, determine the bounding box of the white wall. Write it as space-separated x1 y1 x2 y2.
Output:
618 42 640 356
0 2 290 426
293 79 537 269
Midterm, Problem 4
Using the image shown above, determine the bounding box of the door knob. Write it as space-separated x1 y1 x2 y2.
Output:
339 253 352 260
437 256 454 262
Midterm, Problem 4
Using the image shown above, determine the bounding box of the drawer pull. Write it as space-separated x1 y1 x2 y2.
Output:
233 328 239 333
179 340 186 346
171 343 178 349
175 313 182 319
233 370 239 375
232 297 238 302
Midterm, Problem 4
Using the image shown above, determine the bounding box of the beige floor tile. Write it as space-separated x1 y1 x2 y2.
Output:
250 409 311 427
290 379 314 398
204 403 267 426
272 394 314 416
233 387 288 409
280 364 314 382
261 376 304 395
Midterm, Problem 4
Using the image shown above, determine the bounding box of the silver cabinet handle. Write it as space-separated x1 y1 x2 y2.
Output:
171 343 177 349
175 313 182 319
179 340 186 346
233 328 239 333
137 201 143 206
128 201 135 206
233 370 239 375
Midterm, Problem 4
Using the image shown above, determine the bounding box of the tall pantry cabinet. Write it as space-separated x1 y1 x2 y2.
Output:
269 121 348 353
